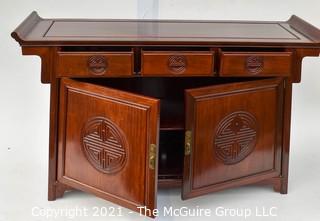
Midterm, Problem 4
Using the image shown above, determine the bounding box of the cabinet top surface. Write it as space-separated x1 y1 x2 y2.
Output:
12 12 320 47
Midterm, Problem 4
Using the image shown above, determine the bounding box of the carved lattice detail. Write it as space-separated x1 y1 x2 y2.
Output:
246 56 264 74
87 55 108 75
214 111 258 165
167 55 187 74
81 117 128 173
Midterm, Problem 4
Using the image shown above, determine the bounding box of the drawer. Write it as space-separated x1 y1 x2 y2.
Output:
141 51 215 76
56 52 134 77
219 52 292 76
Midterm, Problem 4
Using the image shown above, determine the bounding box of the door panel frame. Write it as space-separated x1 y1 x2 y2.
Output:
182 78 285 200
57 78 160 216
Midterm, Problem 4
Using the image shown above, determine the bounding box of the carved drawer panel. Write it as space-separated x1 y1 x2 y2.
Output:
219 52 292 76
141 51 215 76
56 52 134 77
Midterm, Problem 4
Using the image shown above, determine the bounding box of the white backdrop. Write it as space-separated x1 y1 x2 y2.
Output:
1 1 320 221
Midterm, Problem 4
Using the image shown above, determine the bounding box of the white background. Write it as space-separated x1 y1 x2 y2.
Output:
1 0 320 220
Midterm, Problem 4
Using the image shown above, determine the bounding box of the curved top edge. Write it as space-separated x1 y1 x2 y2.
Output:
10 12 320 47
11 11 42 45
288 15 320 43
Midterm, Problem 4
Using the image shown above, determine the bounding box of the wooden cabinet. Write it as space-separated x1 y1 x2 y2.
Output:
12 12 320 218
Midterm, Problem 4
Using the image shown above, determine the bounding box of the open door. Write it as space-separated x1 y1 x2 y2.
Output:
182 78 284 199
57 78 159 216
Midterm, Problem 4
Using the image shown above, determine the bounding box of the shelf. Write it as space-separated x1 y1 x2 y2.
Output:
158 176 182 188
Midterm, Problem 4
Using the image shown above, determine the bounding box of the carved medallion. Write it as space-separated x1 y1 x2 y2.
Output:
214 111 258 165
81 117 128 173
246 56 264 74
167 55 187 74
87 56 108 75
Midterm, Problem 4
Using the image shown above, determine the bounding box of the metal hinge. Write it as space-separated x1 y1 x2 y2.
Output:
149 144 156 170
185 130 192 156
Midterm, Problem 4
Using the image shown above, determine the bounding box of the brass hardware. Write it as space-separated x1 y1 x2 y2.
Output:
149 144 156 170
185 130 192 155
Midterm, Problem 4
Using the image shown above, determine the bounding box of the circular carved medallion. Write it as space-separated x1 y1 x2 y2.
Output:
167 55 187 74
81 117 128 173
87 56 108 75
214 111 258 165
246 56 264 74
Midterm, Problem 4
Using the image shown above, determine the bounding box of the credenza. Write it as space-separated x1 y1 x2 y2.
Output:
12 12 320 217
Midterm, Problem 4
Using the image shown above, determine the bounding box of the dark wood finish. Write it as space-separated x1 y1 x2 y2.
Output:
47 78 61 200
141 51 214 76
57 78 159 215
12 12 320 47
183 78 284 199
56 52 134 77
288 15 320 42
12 12 320 218
220 52 292 77
280 79 292 194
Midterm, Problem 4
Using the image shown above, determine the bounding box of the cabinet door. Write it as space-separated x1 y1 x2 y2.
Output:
57 78 159 215
183 78 284 199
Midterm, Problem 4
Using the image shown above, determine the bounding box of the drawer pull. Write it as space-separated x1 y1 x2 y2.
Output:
246 56 264 74
87 55 108 75
167 55 187 74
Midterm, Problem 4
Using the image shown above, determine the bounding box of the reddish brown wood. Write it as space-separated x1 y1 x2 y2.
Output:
288 15 320 43
280 79 292 194
11 12 320 47
220 52 292 77
56 52 134 77
11 12 320 218
57 78 159 215
141 51 214 76
183 78 284 199
47 79 62 200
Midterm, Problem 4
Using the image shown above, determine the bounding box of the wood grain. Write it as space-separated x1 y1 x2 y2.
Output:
57 78 159 216
56 52 133 77
219 52 292 77
183 78 284 199
141 51 214 76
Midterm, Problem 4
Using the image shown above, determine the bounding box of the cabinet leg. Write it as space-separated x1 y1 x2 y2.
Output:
280 178 288 194
48 181 57 201
280 79 292 195
272 179 281 193
48 79 60 201
49 182 72 201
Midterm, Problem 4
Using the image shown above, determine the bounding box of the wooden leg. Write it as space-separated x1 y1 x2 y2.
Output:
272 178 281 193
280 79 292 194
56 182 73 198
47 79 73 200
256 177 281 193
48 79 60 201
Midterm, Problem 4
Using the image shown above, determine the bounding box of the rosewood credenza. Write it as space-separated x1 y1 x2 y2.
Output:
12 12 320 217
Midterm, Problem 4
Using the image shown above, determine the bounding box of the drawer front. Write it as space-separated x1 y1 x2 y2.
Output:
56 52 133 77
219 52 292 76
141 51 214 76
